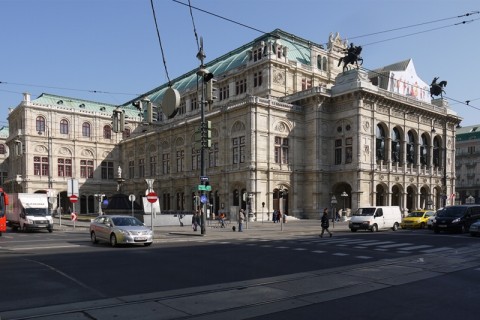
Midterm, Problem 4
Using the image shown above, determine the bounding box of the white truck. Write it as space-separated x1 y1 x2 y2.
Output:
6 193 53 232
349 206 402 232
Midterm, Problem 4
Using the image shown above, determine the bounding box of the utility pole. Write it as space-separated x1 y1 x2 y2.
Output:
196 37 209 235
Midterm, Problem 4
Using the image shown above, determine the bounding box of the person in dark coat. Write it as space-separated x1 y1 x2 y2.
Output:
320 208 332 238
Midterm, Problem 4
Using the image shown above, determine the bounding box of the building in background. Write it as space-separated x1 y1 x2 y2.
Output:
455 125 480 205
1 29 462 218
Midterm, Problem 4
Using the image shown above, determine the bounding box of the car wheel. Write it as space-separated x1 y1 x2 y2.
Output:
91 232 98 244
110 234 118 247
434 228 440 234
420 222 425 229
48 228 53 233
350 228 357 232
144 243 152 247
371 224 378 232
471 232 476 237
392 223 399 231
460 225 466 233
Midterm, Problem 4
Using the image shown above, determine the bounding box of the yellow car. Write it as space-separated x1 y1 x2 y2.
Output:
401 210 436 229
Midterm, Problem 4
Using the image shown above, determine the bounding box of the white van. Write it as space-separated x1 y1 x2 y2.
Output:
349 206 402 232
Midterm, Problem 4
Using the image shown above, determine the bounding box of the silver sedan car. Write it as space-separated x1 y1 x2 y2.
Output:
90 215 153 247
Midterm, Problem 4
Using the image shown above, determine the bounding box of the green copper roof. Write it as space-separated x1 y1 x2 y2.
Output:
0 126 8 138
31 93 141 119
456 125 480 141
129 29 324 107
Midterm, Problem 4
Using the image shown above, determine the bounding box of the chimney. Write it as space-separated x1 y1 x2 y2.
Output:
23 92 30 102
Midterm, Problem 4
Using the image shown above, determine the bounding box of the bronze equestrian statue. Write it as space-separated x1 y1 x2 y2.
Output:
338 43 363 72
430 77 447 98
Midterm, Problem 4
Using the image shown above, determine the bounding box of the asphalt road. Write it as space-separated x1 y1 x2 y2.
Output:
1 223 480 319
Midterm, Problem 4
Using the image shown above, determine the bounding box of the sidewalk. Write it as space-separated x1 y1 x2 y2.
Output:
54 217 351 240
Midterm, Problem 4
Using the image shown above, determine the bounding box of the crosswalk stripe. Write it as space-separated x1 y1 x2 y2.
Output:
377 243 413 248
353 241 395 247
396 245 432 251
421 247 453 253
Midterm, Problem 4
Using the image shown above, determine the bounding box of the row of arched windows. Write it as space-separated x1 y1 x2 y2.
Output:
35 116 130 139
376 124 443 167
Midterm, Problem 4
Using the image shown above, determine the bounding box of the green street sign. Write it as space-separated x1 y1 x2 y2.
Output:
197 185 212 191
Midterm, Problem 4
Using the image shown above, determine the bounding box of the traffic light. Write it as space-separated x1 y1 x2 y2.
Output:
203 72 217 104
146 100 158 123
200 121 212 148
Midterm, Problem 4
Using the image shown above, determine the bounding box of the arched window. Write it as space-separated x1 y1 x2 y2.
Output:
407 131 415 164
420 134 429 165
60 119 69 134
317 55 322 69
391 128 401 163
0 144 5 154
103 125 112 139
36 116 46 132
433 137 441 167
376 125 385 160
82 122 91 137
122 128 131 139
322 56 327 71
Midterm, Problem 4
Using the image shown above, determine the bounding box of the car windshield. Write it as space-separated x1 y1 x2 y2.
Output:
408 212 424 218
436 207 465 218
25 208 49 216
112 217 143 226
354 208 376 216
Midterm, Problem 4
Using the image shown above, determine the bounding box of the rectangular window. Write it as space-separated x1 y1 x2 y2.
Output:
162 153 170 174
150 156 156 177
236 79 247 95
253 48 262 62
335 139 342 165
191 147 200 170
176 150 184 172
274 137 289 164
138 158 145 177
190 96 198 111
219 86 230 101
101 161 114 180
58 158 72 177
34 156 49 176
129 160 135 178
254 71 262 87
468 146 475 154
209 142 219 167
233 136 246 163
80 160 94 178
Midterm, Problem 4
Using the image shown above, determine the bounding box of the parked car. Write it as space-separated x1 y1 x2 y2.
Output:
433 205 480 234
349 206 402 232
90 215 153 247
426 213 437 229
401 210 435 229
469 220 480 237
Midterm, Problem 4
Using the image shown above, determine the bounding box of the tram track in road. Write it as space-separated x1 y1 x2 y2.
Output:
4 246 480 320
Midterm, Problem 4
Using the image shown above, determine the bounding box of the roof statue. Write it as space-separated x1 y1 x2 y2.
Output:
338 43 363 72
430 77 447 98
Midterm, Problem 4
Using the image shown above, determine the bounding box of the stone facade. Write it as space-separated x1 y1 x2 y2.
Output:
0 29 462 219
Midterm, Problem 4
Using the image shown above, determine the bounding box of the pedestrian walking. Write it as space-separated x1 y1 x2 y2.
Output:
238 209 245 232
192 211 200 231
320 208 332 238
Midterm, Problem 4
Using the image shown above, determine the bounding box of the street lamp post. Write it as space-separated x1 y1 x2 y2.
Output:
341 191 348 218
330 195 337 228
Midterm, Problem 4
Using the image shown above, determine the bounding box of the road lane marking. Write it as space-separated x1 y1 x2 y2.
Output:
11 244 82 251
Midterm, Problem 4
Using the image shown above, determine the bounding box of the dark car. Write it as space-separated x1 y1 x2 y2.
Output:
433 205 480 234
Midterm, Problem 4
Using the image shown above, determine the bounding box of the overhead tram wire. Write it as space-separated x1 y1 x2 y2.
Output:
347 11 479 42
150 0 173 87
0 81 140 97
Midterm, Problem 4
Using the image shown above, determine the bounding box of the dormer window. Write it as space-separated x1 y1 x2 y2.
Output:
57 100 63 105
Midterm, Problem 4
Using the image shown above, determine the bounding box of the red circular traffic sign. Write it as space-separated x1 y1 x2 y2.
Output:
69 194 78 203
146 192 157 203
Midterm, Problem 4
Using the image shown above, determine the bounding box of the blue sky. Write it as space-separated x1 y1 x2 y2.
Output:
1 0 479 128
